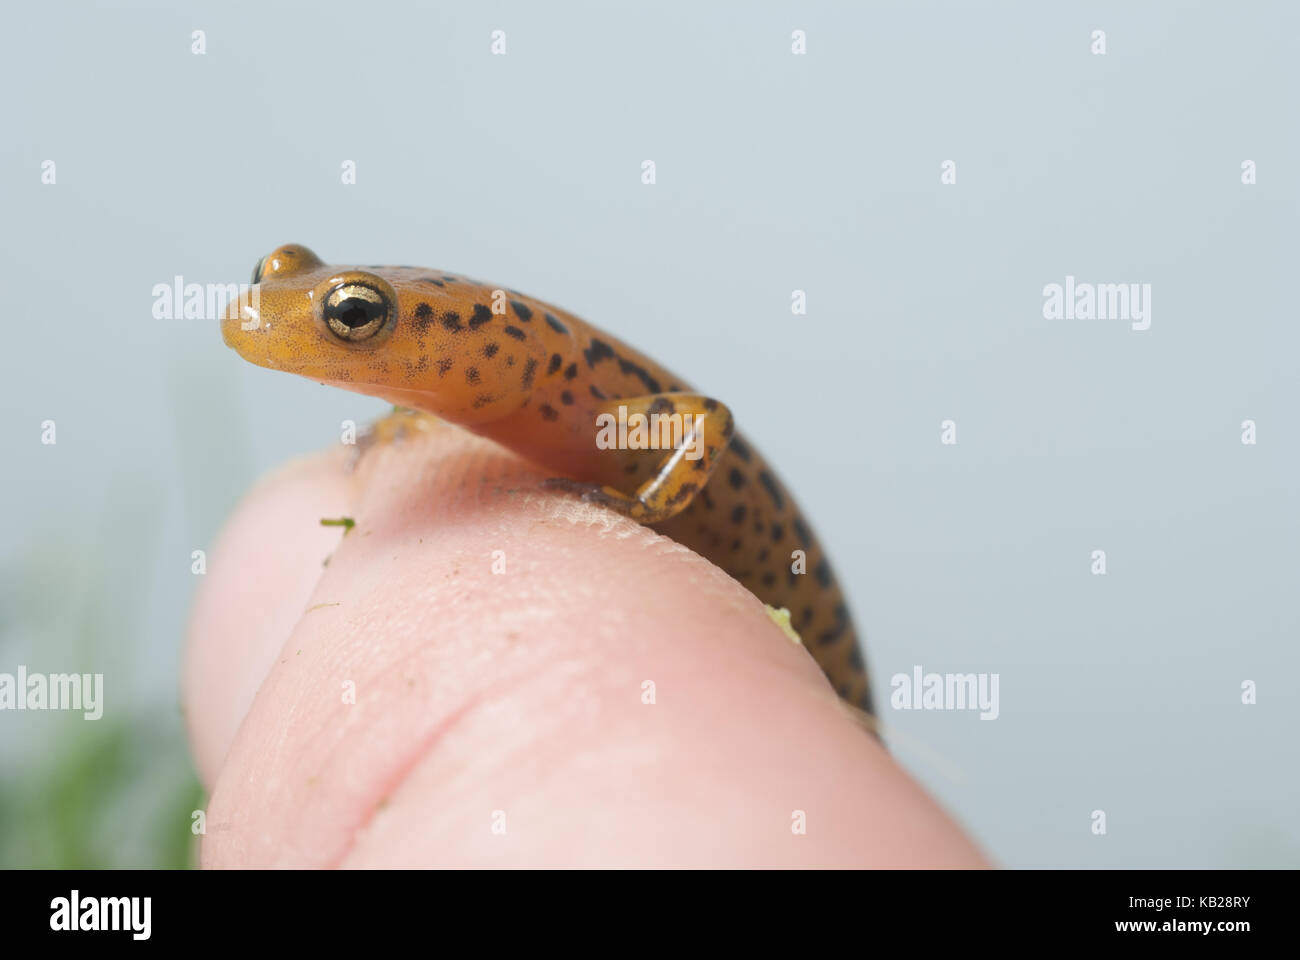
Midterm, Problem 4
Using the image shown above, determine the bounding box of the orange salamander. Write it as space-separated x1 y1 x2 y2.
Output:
222 244 873 713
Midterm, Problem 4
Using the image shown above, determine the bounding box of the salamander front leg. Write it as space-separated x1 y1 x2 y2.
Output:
351 407 440 464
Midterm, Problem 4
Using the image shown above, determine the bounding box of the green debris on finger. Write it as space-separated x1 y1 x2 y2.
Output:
319 517 355 534
765 605 802 645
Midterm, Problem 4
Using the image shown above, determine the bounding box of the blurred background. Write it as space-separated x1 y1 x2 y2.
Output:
2 0 1296 868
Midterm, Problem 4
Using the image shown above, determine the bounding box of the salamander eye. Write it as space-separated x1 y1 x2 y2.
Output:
251 256 267 284
322 283 391 341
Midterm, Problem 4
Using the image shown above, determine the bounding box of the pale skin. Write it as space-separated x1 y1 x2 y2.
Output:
183 421 988 868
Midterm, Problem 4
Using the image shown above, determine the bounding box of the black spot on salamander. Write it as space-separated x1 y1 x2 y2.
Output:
757 547 770 563
761 572 776 587
793 515 812 547
441 311 463 333
584 338 616 368
815 616 847 646
472 393 495 409
771 523 785 543
692 458 708 471
589 384 607 400
616 357 661 394
731 504 747 525
547 353 563 376
753 518 764 534
469 304 493 329
624 462 639 474
814 561 833 588
757 470 784 511
801 606 814 626
560 390 574 405
668 384 683 392
729 437 752 462
700 489 715 511
483 342 500 358
563 363 578 380
647 397 675 417
538 403 560 421
666 483 699 507
544 312 568 335
521 357 538 390
420 277 445 287
437 358 453 377
728 468 748 490
413 302 434 330
510 301 533 322
441 276 457 283
703 398 718 412
730 538 742 552
504 325 526 341
847 644 864 672
465 366 481 385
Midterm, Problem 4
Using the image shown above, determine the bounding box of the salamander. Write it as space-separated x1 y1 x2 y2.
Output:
222 244 872 713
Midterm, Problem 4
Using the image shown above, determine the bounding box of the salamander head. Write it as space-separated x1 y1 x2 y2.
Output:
225 244 549 422
222 243 406 391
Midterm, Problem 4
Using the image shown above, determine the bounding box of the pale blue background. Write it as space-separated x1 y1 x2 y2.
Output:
2 0 1296 867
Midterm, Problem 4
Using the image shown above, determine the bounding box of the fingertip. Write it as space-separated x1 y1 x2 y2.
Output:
191 423 984 867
